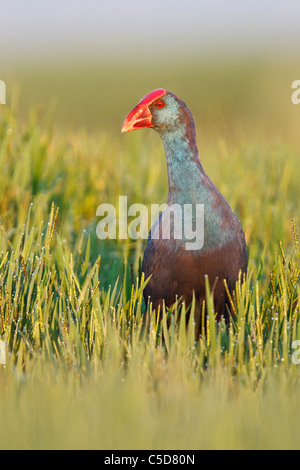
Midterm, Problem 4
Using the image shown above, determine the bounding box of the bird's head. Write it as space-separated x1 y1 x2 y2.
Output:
121 89 195 135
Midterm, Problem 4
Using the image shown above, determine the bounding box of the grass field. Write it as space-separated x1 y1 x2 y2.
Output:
0 58 300 450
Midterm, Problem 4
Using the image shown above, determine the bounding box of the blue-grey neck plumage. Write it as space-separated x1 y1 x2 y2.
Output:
159 127 205 206
152 93 204 203
151 92 235 251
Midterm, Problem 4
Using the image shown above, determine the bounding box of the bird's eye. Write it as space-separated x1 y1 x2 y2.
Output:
156 100 164 108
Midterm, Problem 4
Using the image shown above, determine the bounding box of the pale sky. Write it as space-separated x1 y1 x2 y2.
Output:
1 0 300 61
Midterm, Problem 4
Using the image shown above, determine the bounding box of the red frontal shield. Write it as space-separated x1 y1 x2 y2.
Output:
121 88 166 133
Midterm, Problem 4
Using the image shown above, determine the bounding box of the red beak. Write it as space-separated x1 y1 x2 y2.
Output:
121 88 166 133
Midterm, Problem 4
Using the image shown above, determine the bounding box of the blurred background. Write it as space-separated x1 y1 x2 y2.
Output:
1 0 300 137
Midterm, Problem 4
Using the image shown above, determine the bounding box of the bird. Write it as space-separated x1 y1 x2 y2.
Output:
121 89 247 336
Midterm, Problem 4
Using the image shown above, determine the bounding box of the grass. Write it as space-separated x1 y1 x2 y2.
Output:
0 59 300 450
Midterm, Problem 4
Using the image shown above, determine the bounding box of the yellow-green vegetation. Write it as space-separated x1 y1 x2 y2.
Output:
0 60 300 450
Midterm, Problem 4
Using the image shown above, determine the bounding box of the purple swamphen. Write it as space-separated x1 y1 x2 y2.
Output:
122 89 247 336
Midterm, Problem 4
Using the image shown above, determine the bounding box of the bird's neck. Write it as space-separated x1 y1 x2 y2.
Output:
157 122 237 253
158 126 206 205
